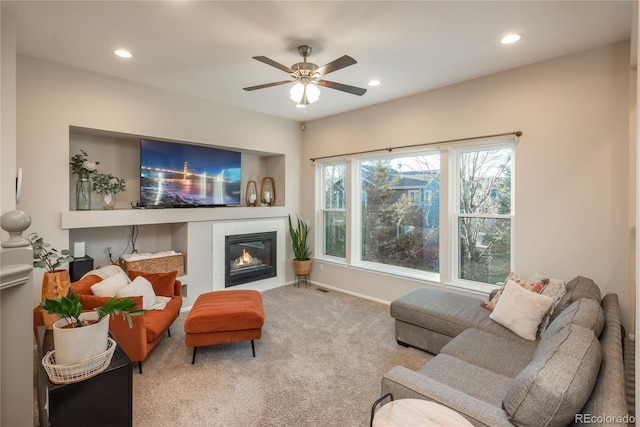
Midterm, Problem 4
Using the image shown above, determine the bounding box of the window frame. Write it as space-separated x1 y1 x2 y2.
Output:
352 150 441 283
316 160 348 263
449 140 515 293
313 137 516 295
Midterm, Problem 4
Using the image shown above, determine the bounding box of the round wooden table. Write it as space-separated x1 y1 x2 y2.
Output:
372 399 473 427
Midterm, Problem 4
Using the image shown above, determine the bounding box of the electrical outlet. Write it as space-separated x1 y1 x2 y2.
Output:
107 247 112 255
320 264 324 272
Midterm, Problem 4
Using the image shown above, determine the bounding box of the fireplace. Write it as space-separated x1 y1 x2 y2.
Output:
225 231 277 287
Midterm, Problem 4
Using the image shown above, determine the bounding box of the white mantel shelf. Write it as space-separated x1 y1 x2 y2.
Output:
61 206 288 229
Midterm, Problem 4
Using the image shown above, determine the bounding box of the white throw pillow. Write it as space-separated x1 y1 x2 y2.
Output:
82 264 131 282
490 279 554 340
90 271 130 297
116 276 157 310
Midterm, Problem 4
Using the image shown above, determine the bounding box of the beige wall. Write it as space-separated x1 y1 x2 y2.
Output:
15 55 302 300
11 41 635 332
302 42 635 332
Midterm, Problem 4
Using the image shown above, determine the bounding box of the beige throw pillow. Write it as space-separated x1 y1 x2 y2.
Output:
490 279 553 340
90 271 130 297
116 276 157 310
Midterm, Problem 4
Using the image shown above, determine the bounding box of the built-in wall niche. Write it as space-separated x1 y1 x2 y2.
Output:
69 223 179 270
68 126 286 211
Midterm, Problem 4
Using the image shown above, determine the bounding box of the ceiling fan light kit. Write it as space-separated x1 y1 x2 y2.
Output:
243 45 366 107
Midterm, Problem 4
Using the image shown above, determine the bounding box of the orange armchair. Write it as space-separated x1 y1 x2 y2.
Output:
34 271 183 374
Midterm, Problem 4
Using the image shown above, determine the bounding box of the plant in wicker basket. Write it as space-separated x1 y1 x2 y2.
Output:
41 289 144 329
42 290 146 366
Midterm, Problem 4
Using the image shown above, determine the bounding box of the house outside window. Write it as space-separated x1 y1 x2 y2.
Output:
315 137 514 291
358 154 440 274
407 189 422 206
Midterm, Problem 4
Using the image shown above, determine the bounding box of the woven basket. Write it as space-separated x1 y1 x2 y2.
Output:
42 338 117 384
119 253 184 276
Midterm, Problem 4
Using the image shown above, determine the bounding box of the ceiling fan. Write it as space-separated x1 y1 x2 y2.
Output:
243 45 367 106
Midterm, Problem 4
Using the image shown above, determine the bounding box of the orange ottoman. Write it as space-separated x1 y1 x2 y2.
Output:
184 290 264 364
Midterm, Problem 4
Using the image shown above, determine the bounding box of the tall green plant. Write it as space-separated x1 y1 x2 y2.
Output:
288 214 312 261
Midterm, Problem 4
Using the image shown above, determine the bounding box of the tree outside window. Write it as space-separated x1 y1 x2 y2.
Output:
322 163 346 258
456 146 513 285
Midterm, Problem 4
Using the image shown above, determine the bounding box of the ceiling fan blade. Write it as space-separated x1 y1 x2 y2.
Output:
252 56 293 74
315 55 357 76
243 80 293 91
317 80 367 96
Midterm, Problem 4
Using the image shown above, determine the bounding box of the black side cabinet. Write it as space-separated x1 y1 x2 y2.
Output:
36 326 133 427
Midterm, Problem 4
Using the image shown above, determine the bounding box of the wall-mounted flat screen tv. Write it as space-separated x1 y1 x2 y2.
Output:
140 138 241 207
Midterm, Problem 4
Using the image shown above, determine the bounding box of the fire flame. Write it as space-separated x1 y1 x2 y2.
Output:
234 249 255 268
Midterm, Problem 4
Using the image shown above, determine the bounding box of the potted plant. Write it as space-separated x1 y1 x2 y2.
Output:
288 214 312 276
28 232 75 329
92 173 126 210
41 290 144 364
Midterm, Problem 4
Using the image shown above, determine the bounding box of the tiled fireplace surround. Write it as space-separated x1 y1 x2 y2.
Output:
211 218 286 293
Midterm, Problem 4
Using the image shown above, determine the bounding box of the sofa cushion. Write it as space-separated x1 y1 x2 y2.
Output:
541 298 604 345
551 276 601 321
440 329 536 378
419 354 513 408
503 324 602 427
79 294 144 311
71 274 103 295
127 270 177 297
489 280 553 340
144 296 181 342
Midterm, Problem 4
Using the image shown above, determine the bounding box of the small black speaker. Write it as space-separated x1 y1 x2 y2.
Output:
70 256 94 282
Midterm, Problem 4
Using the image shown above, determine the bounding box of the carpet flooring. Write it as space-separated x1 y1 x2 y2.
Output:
131 285 430 426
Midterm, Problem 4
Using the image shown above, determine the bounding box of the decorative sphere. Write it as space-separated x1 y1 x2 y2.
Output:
0 210 31 233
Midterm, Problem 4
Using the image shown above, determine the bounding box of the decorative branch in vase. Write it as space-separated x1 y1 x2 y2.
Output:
92 173 126 210
70 150 99 211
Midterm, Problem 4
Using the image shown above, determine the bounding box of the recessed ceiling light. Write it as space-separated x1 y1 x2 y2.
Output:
114 49 133 59
368 79 381 87
501 34 521 45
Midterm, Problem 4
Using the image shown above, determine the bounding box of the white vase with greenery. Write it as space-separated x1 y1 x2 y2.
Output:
70 150 99 211
92 173 126 210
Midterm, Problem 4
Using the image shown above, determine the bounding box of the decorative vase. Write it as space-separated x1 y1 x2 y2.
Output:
246 181 258 207
76 177 91 210
260 177 275 206
41 270 71 329
293 259 312 276
102 192 116 210
53 312 110 365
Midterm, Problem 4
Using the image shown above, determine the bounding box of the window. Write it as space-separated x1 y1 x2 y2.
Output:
358 154 440 273
320 163 347 258
314 137 515 291
453 145 513 285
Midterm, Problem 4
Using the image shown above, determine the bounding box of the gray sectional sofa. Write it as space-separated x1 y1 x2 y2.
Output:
382 276 629 426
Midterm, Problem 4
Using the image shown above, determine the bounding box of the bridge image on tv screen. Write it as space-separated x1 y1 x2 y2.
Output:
140 138 241 207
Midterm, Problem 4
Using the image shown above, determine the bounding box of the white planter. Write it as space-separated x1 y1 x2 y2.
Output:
52 312 109 365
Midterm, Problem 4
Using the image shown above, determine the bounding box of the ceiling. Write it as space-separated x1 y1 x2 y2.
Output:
2 1 634 122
